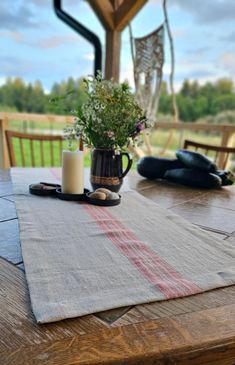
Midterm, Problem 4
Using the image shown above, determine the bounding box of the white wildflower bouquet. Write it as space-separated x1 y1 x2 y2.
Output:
69 72 148 151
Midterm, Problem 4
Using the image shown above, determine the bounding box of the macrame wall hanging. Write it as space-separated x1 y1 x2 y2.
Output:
129 0 178 157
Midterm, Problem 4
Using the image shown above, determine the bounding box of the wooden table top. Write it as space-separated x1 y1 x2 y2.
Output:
1 168 235 365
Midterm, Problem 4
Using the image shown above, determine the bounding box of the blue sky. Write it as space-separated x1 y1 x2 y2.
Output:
1 0 235 92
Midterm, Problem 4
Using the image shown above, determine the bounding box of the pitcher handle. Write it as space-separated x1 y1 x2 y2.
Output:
120 152 133 179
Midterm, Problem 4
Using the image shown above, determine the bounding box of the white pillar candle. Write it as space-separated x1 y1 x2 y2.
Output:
62 150 84 194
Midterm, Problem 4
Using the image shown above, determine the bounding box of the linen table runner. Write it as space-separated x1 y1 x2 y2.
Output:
11 168 235 323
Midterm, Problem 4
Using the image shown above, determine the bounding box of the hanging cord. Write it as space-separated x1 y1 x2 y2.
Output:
160 0 179 155
129 24 135 79
128 24 139 92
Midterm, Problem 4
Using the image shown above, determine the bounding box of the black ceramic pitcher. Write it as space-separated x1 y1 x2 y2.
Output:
90 148 133 192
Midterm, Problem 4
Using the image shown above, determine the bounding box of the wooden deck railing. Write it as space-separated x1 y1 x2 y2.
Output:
1 112 235 168
155 121 235 169
0 112 73 168
0 112 74 124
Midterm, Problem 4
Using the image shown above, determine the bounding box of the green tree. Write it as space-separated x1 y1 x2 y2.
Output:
158 81 171 115
180 79 191 97
211 94 235 114
216 78 233 94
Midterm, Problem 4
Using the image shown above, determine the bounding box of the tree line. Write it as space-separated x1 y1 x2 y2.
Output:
0 77 87 115
159 78 235 121
0 76 235 122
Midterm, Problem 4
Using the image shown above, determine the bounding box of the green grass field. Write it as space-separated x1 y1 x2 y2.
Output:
13 138 92 167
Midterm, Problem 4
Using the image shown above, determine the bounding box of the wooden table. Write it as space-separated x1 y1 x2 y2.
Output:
1 168 235 365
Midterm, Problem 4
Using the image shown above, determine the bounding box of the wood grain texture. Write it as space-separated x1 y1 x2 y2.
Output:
218 129 235 169
105 30 121 82
170 201 235 234
112 286 235 327
0 118 10 168
0 258 107 354
0 112 73 124
0 168 10 181
190 188 235 211
1 195 15 202
2 303 235 365
0 219 21 264
88 0 114 30
155 121 235 133
0 183 13 197
138 180 208 209
115 0 148 31
0 197 16 221
0 170 12 197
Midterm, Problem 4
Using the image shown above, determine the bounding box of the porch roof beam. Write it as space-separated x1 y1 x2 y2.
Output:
88 0 115 30
114 0 148 31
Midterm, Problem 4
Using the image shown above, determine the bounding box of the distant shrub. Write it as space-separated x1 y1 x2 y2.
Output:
197 111 235 125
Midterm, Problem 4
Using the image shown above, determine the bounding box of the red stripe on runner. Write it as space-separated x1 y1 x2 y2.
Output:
86 206 177 298
95 207 198 298
84 204 202 299
109 219 200 296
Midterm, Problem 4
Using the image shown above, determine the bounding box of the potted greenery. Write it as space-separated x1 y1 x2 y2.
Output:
65 72 148 192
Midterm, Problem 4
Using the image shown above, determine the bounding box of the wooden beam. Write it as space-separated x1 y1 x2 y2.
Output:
88 0 115 30
105 30 121 82
115 0 148 31
110 0 124 11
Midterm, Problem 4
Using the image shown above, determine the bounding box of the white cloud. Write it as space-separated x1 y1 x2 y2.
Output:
0 77 6 86
162 55 230 88
149 0 161 3
35 35 81 49
120 62 135 88
172 28 185 38
219 52 235 69
0 31 83 49
83 53 95 61
217 52 235 78
0 31 24 43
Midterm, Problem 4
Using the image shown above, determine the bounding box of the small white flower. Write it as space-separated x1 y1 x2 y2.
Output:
107 130 114 138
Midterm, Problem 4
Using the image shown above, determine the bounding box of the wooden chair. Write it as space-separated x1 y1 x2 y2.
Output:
5 130 64 167
183 139 235 170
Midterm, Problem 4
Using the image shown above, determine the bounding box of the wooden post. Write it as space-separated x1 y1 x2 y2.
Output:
88 0 148 82
0 117 10 169
218 128 235 169
105 30 121 82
